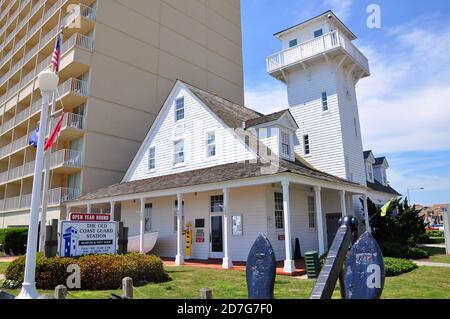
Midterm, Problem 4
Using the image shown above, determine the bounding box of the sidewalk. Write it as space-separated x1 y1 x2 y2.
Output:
412 260 450 268
0 256 18 263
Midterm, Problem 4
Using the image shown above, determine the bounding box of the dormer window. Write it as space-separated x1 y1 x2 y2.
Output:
280 130 291 157
175 97 184 121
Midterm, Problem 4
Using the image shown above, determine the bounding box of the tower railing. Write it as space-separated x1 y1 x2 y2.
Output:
266 30 369 74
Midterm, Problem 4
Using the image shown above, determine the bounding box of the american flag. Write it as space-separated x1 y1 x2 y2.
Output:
51 33 62 74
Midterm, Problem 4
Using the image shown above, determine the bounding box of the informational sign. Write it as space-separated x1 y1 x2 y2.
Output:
278 234 285 241
196 229 205 243
70 213 111 222
60 221 117 257
232 215 243 236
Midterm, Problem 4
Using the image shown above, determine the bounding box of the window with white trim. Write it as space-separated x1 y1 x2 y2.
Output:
314 29 323 38
148 147 155 170
322 92 329 111
281 130 291 157
144 203 152 232
206 131 216 158
175 97 184 121
210 195 224 213
289 39 298 47
307 196 316 228
173 139 184 165
303 134 310 155
274 192 284 229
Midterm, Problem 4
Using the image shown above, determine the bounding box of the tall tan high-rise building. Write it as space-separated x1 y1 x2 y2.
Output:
0 0 244 227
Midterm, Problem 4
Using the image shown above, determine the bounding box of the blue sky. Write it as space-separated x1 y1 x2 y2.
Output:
241 0 450 205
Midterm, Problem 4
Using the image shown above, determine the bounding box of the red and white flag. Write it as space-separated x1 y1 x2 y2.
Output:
44 112 64 152
51 33 62 74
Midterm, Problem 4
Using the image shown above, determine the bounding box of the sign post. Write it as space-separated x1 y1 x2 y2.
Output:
443 205 450 255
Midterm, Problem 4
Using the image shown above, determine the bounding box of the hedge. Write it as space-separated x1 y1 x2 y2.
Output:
379 241 429 259
4 253 169 290
426 230 444 238
0 228 28 254
384 257 417 277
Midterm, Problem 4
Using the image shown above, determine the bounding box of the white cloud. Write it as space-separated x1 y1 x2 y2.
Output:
358 19 450 153
323 0 354 21
244 82 288 114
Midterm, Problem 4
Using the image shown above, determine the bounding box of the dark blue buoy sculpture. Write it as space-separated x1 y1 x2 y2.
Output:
246 234 276 299
343 231 385 299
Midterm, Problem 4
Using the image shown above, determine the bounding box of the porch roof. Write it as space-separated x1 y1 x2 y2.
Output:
70 159 362 203
367 180 402 196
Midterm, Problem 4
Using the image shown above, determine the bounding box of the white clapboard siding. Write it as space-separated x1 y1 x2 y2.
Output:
280 19 333 50
289 62 347 180
128 86 256 182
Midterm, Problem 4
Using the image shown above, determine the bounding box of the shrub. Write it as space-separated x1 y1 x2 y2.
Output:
0 228 28 254
380 241 429 259
5 253 169 290
384 257 417 277
426 230 444 238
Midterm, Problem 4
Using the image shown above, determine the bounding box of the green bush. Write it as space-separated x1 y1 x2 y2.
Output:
380 241 429 259
0 228 28 254
5 253 169 290
384 257 417 277
426 230 444 238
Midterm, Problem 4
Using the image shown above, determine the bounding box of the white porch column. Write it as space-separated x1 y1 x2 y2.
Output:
282 179 295 273
139 198 145 254
339 190 347 217
175 193 184 266
87 204 92 214
314 187 325 255
110 201 115 222
363 194 371 233
222 188 233 269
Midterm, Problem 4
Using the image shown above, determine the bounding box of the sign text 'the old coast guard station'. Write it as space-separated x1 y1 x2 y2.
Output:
60 221 117 257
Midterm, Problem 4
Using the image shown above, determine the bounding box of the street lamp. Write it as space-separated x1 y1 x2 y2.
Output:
407 187 425 204
17 69 59 299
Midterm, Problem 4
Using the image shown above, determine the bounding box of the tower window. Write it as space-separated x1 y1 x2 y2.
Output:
175 97 184 121
148 147 155 170
303 135 310 155
314 29 323 38
321 92 329 111
289 39 298 47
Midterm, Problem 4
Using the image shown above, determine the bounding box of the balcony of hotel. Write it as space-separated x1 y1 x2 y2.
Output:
0 187 80 211
266 30 370 83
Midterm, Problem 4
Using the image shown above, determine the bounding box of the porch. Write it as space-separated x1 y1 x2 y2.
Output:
67 168 370 274
161 257 307 277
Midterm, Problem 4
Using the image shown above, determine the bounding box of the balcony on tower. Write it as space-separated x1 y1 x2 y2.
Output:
266 11 370 83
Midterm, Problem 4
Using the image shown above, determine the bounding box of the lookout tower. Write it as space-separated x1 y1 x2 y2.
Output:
267 11 370 186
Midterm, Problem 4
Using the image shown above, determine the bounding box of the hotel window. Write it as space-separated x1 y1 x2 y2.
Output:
175 97 185 121
173 139 184 165
274 192 284 229
206 131 216 158
322 92 329 111
303 134 310 155
173 200 185 232
289 39 298 47
281 130 291 157
211 195 224 213
308 196 316 228
148 147 155 170
314 29 323 38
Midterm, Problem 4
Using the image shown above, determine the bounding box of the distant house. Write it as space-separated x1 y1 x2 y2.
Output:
363 151 401 207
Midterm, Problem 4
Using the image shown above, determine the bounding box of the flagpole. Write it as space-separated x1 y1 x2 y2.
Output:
38 92 57 253
17 70 59 299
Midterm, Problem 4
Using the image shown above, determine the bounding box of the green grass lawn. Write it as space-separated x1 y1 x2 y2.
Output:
0 262 9 275
1 263 449 299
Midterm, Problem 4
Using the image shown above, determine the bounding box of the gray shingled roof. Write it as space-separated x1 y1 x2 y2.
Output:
245 109 292 128
73 159 360 203
363 150 373 160
184 82 262 129
367 180 401 196
374 157 387 166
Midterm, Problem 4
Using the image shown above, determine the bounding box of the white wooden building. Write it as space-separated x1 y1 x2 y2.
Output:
67 11 400 273
68 80 370 273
